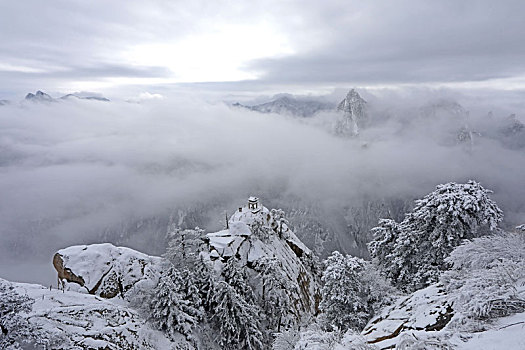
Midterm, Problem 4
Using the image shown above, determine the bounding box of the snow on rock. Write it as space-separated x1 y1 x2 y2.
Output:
455 312 525 349
362 284 453 347
53 243 163 299
6 279 177 349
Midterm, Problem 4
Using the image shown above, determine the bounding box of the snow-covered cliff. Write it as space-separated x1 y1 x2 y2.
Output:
203 197 321 325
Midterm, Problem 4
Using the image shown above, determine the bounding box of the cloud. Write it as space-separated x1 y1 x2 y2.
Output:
3 1 525 97
0 88 524 286
249 0 525 86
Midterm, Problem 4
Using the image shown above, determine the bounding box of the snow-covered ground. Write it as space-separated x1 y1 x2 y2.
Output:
8 279 177 349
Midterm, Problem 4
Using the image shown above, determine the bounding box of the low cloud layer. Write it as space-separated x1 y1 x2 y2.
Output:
0 88 524 286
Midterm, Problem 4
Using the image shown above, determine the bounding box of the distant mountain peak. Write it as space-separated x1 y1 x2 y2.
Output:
335 89 368 136
60 92 110 102
25 90 54 102
233 95 333 118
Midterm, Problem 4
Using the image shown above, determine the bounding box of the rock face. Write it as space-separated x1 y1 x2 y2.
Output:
204 197 321 324
53 243 163 299
335 89 368 136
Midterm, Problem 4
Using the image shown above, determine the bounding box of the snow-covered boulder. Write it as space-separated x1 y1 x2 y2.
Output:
53 243 163 299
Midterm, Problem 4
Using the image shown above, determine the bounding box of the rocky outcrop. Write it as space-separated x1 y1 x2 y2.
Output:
362 284 454 348
204 198 321 325
335 89 368 136
53 243 163 299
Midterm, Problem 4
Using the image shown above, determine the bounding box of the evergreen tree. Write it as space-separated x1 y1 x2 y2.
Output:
210 281 264 350
222 258 255 303
250 216 271 241
255 257 292 331
320 251 370 332
192 254 216 312
148 266 202 339
165 226 204 267
369 181 503 291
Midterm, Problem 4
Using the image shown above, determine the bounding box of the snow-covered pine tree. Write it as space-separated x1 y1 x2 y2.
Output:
367 218 400 282
254 257 292 331
270 208 289 236
221 258 255 303
210 281 264 350
250 216 271 241
148 266 202 339
369 181 503 291
320 251 370 332
192 254 216 311
165 226 204 267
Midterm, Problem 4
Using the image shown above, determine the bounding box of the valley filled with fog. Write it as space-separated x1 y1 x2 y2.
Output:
1 88 524 286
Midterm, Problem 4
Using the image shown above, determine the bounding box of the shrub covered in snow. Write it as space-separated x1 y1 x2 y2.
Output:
335 330 379 350
442 232 525 327
369 181 503 291
319 251 395 332
395 332 455 350
293 328 342 350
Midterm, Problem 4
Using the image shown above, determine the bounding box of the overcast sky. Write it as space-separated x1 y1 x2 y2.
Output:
2 0 525 98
